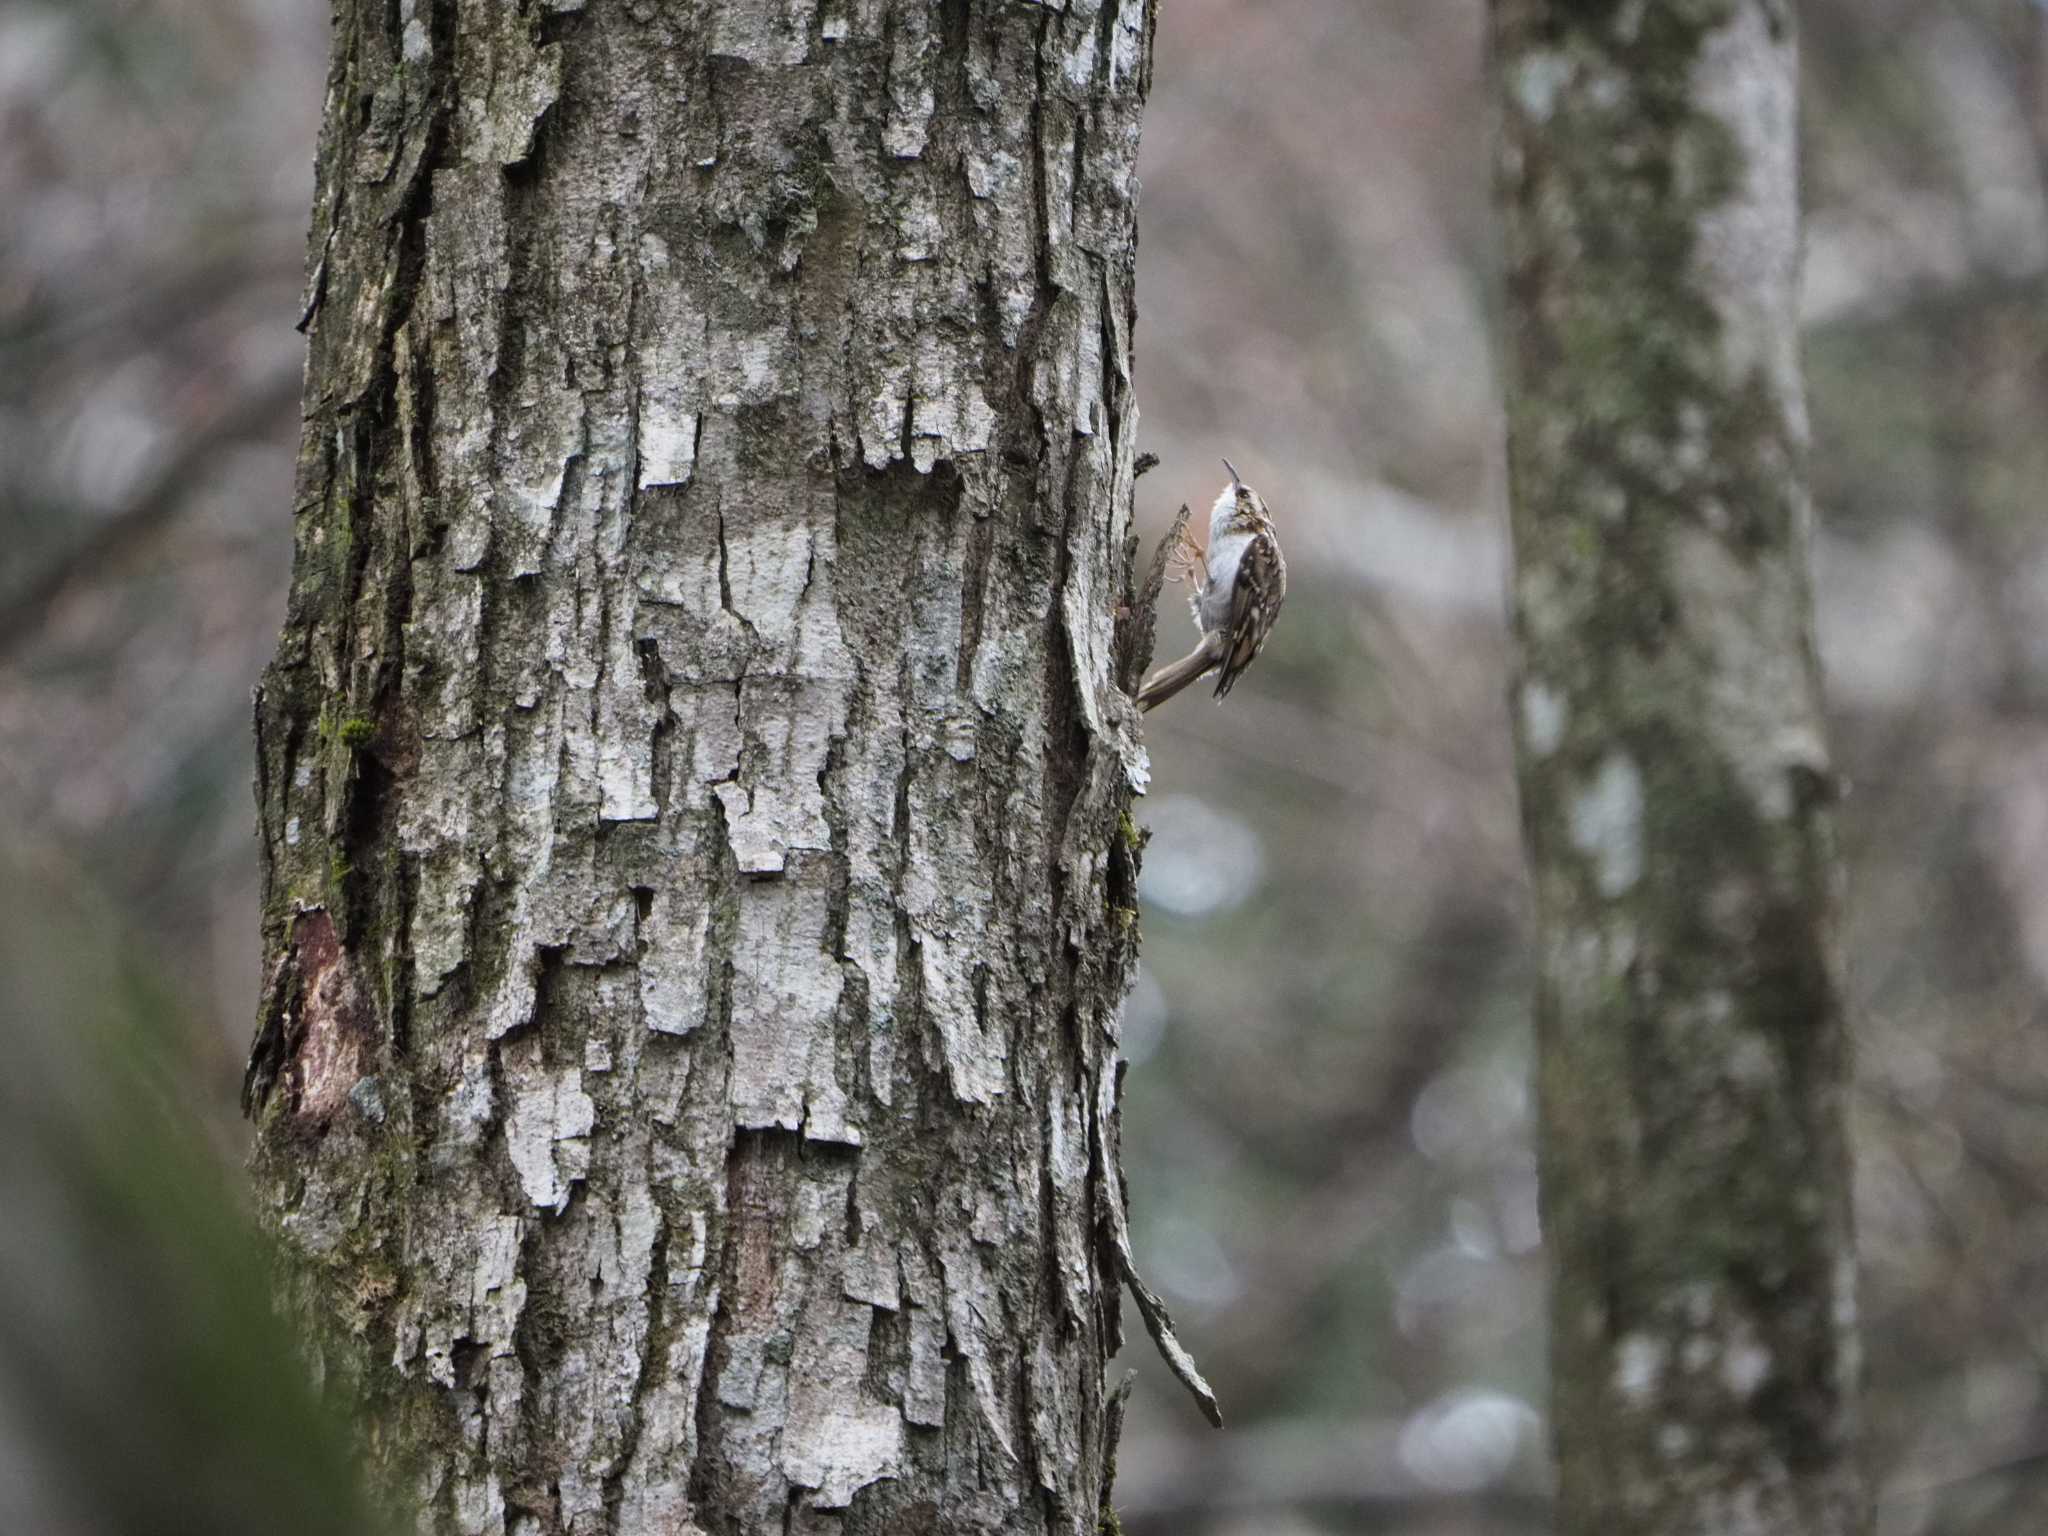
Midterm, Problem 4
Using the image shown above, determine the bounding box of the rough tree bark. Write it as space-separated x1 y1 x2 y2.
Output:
1494 3 1866 1532
243 3 1202 1532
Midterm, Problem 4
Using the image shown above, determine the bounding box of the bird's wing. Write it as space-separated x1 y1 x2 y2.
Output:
1213 525 1285 699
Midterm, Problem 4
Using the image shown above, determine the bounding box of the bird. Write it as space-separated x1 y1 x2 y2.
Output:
1137 460 1287 712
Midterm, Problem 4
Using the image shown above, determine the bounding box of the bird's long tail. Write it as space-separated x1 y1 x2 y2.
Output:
1138 635 1224 712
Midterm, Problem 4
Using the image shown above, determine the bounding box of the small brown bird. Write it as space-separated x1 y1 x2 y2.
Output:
1138 460 1288 711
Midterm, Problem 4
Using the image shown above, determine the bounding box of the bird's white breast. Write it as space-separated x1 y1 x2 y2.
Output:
1199 530 1253 632
1197 482 1253 632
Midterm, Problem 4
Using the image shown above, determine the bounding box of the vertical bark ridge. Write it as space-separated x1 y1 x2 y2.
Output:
249 3 1162 1532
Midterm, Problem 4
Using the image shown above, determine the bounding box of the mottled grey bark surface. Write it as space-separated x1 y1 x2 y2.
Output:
1494 3 1865 1532
244 3 1184 1531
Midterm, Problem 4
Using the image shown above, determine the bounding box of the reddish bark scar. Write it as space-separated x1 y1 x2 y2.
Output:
287 910 375 1122
727 1132 798 1312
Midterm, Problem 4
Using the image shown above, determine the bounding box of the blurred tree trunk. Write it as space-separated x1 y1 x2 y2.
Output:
243 3 1173 1531
1494 4 1866 1532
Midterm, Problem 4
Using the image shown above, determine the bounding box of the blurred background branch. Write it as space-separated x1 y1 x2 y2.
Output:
0 360 299 659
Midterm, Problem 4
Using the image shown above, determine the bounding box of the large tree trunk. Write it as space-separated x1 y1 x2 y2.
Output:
1494 4 1866 1532
244 3 1181 1531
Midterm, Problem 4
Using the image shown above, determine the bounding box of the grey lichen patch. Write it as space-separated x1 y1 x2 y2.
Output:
1567 751 1645 897
503 1041 597 1214
1519 677 1567 757
458 6 565 170
1614 1332 1668 1407
1511 49 1576 123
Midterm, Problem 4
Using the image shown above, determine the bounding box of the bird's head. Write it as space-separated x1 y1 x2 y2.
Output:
1212 458 1271 535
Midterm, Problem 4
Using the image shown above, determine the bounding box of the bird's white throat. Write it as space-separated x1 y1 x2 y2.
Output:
1208 481 1241 546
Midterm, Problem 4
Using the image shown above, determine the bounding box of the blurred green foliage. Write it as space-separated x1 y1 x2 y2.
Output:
0 848 384 1535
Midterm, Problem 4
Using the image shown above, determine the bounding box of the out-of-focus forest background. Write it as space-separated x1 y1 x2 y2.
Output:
6 1 2048 1531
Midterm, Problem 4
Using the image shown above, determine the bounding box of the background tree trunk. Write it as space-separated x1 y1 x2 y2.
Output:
244 3 1179 1531
1494 3 1866 1532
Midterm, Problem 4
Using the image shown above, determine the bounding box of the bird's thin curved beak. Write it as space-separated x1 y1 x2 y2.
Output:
1221 458 1241 487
